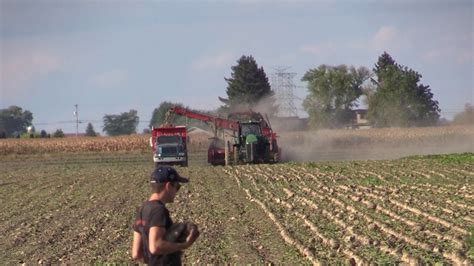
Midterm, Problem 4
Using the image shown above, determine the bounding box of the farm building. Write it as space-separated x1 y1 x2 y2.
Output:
349 109 371 129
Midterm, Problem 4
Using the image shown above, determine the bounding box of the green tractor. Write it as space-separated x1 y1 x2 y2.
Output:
223 112 280 165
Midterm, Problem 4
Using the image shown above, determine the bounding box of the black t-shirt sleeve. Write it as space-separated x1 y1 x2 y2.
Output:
149 205 168 228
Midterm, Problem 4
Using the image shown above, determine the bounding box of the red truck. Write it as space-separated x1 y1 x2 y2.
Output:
149 126 188 167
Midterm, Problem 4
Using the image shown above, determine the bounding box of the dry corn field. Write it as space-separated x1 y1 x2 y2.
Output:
0 134 150 154
1 125 472 157
0 126 473 264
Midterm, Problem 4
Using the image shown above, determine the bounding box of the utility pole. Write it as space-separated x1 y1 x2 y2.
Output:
74 104 79 137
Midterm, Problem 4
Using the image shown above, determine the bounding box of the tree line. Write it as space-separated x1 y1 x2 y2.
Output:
1 52 472 138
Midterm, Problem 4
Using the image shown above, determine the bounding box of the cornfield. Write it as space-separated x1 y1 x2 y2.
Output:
280 125 474 148
1 125 472 155
0 135 150 155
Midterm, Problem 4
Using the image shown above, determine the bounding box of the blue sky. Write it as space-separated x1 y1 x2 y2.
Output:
1 0 472 133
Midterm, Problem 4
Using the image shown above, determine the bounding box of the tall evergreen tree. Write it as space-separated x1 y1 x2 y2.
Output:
221 55 276 114
85 122 97 137
368 52 440 127
373 52 396 83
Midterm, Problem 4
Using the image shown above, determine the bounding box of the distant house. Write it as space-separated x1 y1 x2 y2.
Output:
349 109 371 129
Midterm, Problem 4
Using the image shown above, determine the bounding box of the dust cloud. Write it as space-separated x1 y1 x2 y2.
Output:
276 126 474 162
214 98 474 163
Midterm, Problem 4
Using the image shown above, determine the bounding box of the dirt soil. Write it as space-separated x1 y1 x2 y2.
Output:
1 151 472 264
0 152 305 264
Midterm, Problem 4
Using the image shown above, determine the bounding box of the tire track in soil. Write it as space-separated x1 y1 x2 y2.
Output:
289 166 470 264
336 185 467 250
243 171 367 264
2 153 472 264
355 184 473 229
247 167 405 264
259 166 411 264
277 166 443 261
172 166 306 264
1 161 147 264
224 167 320 265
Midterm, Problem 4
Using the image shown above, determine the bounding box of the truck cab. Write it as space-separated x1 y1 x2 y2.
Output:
150 126 188 167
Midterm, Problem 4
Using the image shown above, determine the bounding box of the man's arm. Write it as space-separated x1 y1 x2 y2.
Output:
148 226 196 255
131 231 145 263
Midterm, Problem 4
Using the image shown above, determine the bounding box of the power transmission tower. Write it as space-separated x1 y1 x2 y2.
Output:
271 67 298 117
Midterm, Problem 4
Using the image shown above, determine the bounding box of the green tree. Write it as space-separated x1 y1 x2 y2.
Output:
0 106 33 137
221 55 276 113
302 64 371 128
452 103 474 125
368 52 440 127
102 110 139 136
85 122 97 137
40 130 48 138
149 102 186 128
53 129 64 138
149 101 214 130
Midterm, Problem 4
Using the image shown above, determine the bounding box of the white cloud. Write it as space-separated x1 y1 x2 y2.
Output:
299 41 336 56
456 50 472 65
372 26 398 51
192 52 235 71
423 49 440 61
92 70 129 88
299 26 401 58
422 32 473 65
1 50 62 97
423 47 473 65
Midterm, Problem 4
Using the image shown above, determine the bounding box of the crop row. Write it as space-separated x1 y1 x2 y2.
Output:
224 162 472 265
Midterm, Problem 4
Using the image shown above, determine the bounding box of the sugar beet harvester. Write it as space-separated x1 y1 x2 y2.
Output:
164 106 280 166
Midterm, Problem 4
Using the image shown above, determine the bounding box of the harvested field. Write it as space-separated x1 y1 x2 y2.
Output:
1 151 473 264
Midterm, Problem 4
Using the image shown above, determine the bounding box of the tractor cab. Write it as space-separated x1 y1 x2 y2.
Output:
238 122 263 145
236 121 271 163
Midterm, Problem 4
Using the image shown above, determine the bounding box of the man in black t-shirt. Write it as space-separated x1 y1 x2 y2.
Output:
132 166 199 265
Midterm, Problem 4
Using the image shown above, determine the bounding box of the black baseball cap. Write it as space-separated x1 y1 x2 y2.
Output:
150 166 189 184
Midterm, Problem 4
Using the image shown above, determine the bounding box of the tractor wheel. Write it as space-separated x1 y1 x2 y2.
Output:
250 143 256 163
224 141 230 166
233 147 238 165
